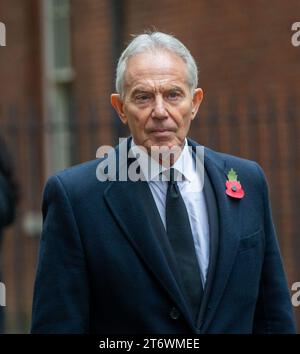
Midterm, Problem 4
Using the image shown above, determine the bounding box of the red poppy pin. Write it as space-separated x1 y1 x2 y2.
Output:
225 168 245 199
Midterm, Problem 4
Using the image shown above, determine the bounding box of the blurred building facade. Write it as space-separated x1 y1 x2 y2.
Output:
0 0 299 332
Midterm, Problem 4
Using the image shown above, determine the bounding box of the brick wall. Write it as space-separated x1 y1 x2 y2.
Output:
71 0 114 161
0 0 43 331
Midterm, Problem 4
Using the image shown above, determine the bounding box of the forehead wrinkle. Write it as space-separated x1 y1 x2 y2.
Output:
128 76 188 96
123 52 190 97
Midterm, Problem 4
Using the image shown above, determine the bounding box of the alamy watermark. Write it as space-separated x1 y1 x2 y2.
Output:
0 282 5 307
292 282 300 307
291 22 300 47
0 21 6 47
95 138 205 186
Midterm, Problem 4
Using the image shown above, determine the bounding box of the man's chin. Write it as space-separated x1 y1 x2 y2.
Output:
153 141 184 150
147 142 179 151
144 136 180 148
143 141 183 165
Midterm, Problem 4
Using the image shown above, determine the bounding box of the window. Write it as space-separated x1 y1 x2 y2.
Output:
42 0 74 174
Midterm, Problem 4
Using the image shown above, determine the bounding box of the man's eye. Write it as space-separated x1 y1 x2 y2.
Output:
167 91 181 100
135 94 150 102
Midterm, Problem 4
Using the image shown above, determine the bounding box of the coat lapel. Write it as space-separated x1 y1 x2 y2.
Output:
199 147 243 332
196 165 219 328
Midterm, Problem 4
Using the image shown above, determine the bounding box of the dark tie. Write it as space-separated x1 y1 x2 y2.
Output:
165 168 203 319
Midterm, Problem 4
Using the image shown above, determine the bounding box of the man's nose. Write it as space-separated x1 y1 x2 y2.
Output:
152 96 168 119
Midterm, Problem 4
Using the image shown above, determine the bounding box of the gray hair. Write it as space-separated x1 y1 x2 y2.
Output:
115 31 198 98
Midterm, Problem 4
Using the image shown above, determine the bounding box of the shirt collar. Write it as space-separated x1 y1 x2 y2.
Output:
130 138 195 182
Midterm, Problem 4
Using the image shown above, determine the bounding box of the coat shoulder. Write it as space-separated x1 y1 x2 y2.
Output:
188 138 259 171
203 145 267 189
209 148 258 168
44 159 108 200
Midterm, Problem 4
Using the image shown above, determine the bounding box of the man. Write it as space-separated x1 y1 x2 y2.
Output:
31 32 296 334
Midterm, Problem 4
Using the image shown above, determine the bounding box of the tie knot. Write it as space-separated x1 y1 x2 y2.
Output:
169 168 175 183
160 168 184 183
169 168 184 183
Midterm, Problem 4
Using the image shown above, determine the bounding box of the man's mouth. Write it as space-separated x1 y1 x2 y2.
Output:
150 127 175 133
150 129 173 138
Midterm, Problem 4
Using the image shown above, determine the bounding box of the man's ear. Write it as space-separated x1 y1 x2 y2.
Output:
111 94 128 124
191 88 204 120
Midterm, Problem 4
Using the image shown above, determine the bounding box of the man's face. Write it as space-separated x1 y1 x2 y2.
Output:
111 51 203 152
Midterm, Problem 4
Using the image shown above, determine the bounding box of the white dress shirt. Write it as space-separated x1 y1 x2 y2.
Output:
130 139 210 286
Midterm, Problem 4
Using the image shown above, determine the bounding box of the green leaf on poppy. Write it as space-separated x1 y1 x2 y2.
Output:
227 168 238 181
